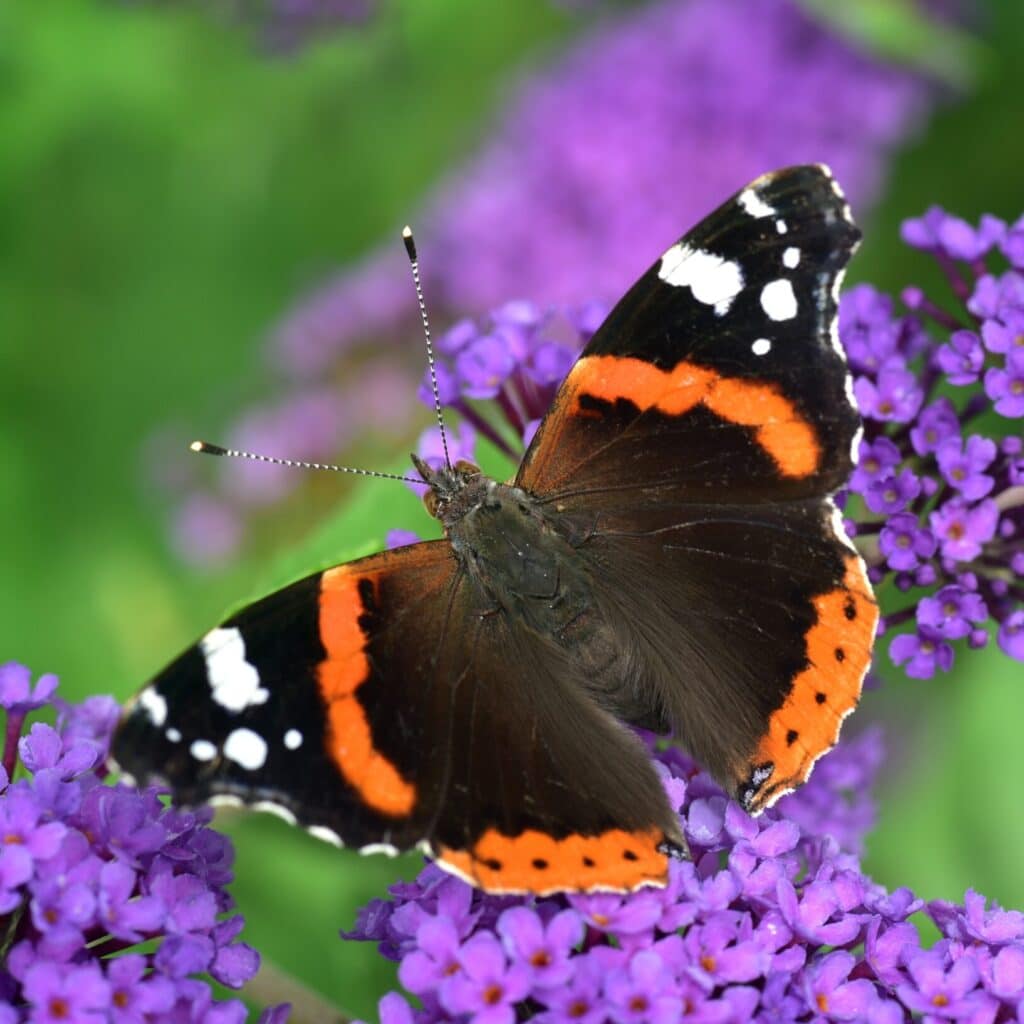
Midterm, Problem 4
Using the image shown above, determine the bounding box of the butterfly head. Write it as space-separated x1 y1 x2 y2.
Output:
411 453 486 523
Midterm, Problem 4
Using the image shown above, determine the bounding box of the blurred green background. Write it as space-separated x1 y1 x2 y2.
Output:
3 0 1024 1017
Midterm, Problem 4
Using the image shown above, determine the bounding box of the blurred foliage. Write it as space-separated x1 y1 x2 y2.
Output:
2 0 1024 1017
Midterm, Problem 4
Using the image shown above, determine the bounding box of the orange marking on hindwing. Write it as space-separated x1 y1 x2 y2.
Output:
317 567 416 817
745 554 878 813
437 826 669 895
568 355 821 478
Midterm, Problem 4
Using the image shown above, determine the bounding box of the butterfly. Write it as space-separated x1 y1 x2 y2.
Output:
113 164 878 896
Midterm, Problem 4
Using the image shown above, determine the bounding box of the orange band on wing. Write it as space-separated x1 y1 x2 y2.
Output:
437 826 669 895
568 355 821 478
317 568 416 817
745 555 878 812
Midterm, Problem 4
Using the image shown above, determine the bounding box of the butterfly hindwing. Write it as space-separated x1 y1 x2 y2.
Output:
114 540 685 894
516 164 876 812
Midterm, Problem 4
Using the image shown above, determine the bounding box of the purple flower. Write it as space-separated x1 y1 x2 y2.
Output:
107 954 176 1024
981 309 1024 354
917 585 988 640
0 665 264 1022
985 349 1024 417
910 397 961 456
999 610 1024 660
984 946 1024 1001
854 363 924 423
681 913 769 989
398 917 464 995
21 962 110 1024
776 879 863 947
936 329 985 385
439 932 531 1024
930 499 999 562
889 630 955 679
879 513 937 571
534 957 606 1024
931 890 1024 946
936 435 998 499
866 467 923 516
850 436 902 493
801 950 878 1019
896 951 993 1019
497 907 583 989
604 946 683 1024
901 207 1005 262
0 663 58 714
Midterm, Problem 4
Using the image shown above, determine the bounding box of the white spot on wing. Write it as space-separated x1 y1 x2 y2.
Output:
190 739 218 762
752 338 772 356
775 219 788 235
761 279 798 321
828 266 848 355
829 501 857 554
284 729 303 750
359 843 400 857
223 728 268 771
200 627 269 713
165 727 182 743
783 247 800 269
139 688 167 727
252 800 297 826
738 187 774 218
307 825 344 848
658 243 744 314
209 794 244 808
849 423 864 468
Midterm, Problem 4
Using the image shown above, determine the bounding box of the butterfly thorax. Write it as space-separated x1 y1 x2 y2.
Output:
414 456 602 646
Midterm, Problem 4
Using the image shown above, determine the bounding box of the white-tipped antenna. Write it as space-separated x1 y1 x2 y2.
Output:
189 440 421 484
403 226 451 469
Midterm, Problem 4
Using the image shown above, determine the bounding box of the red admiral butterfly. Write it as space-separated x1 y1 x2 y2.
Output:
114 165 878 895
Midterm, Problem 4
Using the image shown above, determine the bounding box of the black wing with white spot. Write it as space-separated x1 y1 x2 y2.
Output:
520 163 862 501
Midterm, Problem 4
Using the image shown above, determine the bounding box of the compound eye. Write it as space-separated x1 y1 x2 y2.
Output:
453 459 481 476
422 489 440 517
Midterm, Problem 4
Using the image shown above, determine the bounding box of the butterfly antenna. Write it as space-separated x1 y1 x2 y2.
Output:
403 226 452 469
189 440 422 484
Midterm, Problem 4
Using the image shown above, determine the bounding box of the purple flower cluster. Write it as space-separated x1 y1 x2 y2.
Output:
841 210 1024 677
348 728 1024 1024
0 663 280 1023
160 0 935 565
